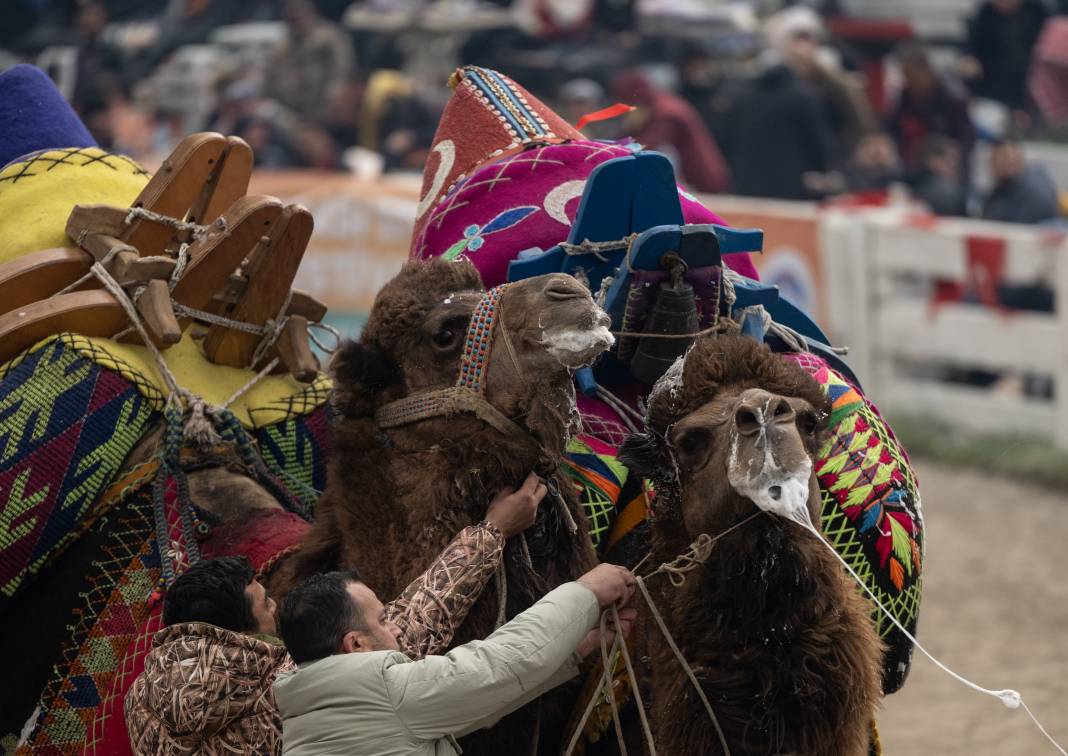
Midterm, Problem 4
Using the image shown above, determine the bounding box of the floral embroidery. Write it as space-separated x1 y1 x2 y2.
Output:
442 205 538 260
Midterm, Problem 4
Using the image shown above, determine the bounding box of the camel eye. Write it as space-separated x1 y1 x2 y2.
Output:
797 411 818 437
433 329 458 349
675 429 708 460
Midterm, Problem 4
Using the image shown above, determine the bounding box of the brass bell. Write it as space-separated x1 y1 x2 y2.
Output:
630 277 699 385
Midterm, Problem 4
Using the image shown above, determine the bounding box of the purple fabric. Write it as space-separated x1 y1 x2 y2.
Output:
0 65 96 170
412 140 759 286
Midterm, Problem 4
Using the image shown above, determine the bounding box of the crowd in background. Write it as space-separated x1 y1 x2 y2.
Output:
2 0 1067 226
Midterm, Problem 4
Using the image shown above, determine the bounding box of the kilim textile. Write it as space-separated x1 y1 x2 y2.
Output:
784 351 923 695
16 333 332 431
562 434 628 550
18 483 160 755
0 337 158 604
254 405 333 514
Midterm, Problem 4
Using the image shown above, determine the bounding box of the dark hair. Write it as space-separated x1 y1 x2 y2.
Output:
278 570 365 665
918 134 960 162
163 556 256 632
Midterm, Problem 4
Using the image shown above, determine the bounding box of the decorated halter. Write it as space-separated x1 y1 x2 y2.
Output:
374 283 528 437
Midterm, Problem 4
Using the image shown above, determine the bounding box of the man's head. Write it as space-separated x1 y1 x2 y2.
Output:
898 43 938 100
854 131 900 172
278 571 402 665
163 556 277 636
991 139 1025 182
919 135 962 180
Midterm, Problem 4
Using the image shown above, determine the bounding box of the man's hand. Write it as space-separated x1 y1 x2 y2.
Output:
484 473 546 539
577 564 636 609
576 607 639 658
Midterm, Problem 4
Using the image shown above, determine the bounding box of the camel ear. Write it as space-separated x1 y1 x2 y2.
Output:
619 433 662 478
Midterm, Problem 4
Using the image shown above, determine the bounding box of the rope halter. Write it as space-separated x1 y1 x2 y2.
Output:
374 283 528 437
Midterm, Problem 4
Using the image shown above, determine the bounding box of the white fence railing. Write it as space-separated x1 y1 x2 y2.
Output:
824 209 1068 447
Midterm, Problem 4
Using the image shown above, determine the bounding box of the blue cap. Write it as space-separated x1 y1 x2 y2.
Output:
0 64 96 169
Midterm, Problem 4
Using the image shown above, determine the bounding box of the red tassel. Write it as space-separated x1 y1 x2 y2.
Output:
575 103 636 131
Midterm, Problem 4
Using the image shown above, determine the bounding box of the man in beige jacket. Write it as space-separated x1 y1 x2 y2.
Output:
274 563 637 755
126 475 547 755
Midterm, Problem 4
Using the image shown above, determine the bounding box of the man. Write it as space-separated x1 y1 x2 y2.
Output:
982 138 1061 225
888 44 976 173
125 475 545 755
613 69 730 194
961 0 1049 115
267 0 357 123
274 563 637 755
909 135 970 217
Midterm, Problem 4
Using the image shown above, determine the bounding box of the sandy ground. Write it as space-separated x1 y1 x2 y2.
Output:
878 462 1068 755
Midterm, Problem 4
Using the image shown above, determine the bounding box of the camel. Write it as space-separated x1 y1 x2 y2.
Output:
619 334 884 756
271 257 611 755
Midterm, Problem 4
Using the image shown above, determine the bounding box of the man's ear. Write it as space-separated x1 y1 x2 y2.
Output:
340 630 361 654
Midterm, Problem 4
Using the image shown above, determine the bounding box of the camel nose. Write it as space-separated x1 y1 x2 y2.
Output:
544 276 588 301
734 394 795 436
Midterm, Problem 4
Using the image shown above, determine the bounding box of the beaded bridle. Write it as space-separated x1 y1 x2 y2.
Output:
373 283 529 437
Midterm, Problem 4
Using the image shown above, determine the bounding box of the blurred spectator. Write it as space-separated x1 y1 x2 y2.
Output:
137 0 243 79
727 55 833 200
888 44 976 173
358 70 436 172
324 76 363 152
765 6 875 164
843 131 903 192
292 122 340 170
70 2 124 126
961 0 1049 118
559 78 619 140
674 43 743 153
267 0 356 123
982 138 1061 223
238 116 298 168
909 135 969 216
612 69 729 193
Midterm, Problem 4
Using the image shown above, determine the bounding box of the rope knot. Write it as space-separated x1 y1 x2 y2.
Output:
182 396 223 448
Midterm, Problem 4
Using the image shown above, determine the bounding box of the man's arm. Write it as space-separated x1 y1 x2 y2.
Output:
384 522 504 659
384 475 544 659
383 581 601 742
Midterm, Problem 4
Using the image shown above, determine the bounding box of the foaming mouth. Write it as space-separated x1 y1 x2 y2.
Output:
542 326 615 366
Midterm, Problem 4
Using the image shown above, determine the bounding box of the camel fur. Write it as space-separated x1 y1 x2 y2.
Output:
620 335 884 756
272 258 606 755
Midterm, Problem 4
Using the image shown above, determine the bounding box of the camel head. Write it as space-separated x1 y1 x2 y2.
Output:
621 335 830 540
332 258 612 452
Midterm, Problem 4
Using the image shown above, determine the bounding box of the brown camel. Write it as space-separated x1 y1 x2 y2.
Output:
272 257 611 755
619 335 884 756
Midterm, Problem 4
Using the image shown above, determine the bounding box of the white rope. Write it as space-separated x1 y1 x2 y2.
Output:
171 303 268 335
560 234 637 263
124 205 208 235
769 499 1066 755
250 291 294 369
307 321 342 354
220 357 280 410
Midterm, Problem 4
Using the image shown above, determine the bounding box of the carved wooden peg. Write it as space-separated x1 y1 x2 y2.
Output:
135 279 182 344
274 314 319 383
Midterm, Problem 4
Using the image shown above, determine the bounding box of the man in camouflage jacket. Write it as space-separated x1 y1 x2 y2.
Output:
124 476 543 755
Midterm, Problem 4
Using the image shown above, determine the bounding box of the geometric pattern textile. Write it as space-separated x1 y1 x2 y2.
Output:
19 484 160 755
34 333 332 431
784 351 923 695
253 405 333 516
0 337 158 604
562 433 629 549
